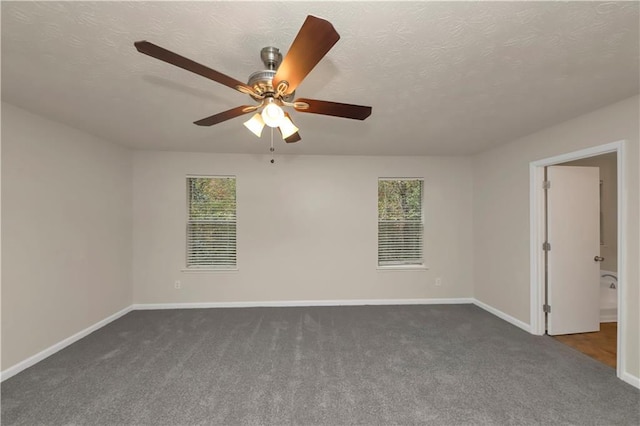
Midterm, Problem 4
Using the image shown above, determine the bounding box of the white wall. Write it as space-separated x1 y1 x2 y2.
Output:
1 103 133 370
1 104 3 372
133 152 473 304
2 95 637 381
473 95 639 378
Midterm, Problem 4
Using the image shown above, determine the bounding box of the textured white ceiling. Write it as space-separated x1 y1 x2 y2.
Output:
2 1 638 156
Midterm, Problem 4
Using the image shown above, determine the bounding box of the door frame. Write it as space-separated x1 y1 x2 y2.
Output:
529 140 627 379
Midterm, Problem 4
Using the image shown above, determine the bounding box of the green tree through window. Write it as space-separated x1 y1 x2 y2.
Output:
187 177 236 268
378 179 424 266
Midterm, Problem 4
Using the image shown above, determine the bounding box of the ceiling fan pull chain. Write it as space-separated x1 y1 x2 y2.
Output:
270 127 275 164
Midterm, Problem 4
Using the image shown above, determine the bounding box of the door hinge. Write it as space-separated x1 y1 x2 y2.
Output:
543 304 551 313
542 242 551 251
543 180 551 189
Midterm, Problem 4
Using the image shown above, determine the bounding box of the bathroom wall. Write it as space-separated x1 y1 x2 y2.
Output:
562 152 618 273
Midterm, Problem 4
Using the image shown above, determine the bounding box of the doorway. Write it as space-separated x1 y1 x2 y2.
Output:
529 141 628 381
549 153 618 368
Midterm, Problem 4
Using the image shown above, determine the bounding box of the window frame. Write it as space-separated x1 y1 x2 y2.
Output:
377 177 427 270
183 175 238 272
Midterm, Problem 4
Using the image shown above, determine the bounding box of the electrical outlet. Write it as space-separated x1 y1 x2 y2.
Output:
435 277 442 286
174 280 181 289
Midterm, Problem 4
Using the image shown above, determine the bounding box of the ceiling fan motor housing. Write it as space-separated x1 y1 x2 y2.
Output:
246 47 294 101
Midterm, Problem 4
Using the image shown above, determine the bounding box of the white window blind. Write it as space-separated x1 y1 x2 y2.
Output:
378 178 424 266
187 177 236 269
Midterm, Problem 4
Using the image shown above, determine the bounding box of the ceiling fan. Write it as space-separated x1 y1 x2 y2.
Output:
134 15 372 143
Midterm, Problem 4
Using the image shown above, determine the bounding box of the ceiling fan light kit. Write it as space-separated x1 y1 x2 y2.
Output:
279 113 299 139
134 14 372 149
261 97 285 127
243 113 265 137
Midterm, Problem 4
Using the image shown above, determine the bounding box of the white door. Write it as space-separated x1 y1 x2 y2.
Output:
547 166 601 335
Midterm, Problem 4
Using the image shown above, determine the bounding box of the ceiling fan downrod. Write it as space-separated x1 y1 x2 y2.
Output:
260 47 282 70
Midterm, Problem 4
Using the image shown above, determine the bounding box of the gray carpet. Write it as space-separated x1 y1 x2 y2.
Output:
1 304 638 425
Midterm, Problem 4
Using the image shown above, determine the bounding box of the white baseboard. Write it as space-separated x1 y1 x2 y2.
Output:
8 299 638 390
1 305 133 382
133 298 474 310
600 315 618 323
472 298 532 333
620 372 640 389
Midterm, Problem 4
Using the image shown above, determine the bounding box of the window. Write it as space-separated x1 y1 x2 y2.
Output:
378 178 424 267
186 176 237 269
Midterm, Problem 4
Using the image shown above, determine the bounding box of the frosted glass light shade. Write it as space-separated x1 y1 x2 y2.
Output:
279 115 299 139
261 102 285 127
243 113 265 137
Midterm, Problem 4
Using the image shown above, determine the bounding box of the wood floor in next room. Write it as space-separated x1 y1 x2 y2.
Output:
552 322 617 368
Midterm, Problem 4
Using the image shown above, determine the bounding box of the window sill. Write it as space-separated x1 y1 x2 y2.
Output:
181 268 239 273
377 265 429 271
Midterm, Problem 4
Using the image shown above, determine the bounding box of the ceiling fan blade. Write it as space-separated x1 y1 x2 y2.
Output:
134 41 254 94
285 131 302 143
294 98 372 120
272 16 340 95
194 105 256 126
